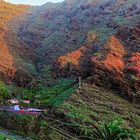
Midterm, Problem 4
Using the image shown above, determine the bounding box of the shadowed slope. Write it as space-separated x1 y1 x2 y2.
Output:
0 1 36 85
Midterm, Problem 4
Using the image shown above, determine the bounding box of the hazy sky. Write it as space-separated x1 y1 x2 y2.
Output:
5 0 64 5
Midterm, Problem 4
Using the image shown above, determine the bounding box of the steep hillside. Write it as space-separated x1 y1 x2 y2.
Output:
15 0 140 98
18 0 140 59
47 84 140 139
90 25 140 100
0 0 139 97
0 1 36 86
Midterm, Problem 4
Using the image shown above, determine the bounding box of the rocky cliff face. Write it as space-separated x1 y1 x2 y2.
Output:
54 27 140 100
0 0 140 98
91 32 140 100
0 1 36 85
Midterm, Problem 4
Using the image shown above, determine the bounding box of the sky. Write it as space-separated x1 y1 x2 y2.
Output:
5 0 64 6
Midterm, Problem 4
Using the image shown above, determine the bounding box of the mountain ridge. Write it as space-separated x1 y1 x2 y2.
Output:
0 0 140 97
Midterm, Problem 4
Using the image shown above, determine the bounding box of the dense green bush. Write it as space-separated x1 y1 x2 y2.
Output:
0 81 9 103
0 111 48 139
91 119 137 140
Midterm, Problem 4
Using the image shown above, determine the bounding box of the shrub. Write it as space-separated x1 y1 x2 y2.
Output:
0 81 9 103
92 119 137 140
0 111 49 139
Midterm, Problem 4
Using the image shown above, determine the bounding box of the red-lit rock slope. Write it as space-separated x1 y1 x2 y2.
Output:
91 32 140 99
55 27 140 99
0 1 36 85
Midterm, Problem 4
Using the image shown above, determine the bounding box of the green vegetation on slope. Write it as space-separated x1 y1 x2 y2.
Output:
51 84 140 139
91 25 115 43
92 119 137 140
0 80 139 139
0 78 76 108
0 81 9 104
0 111 48 140
31 78 76 107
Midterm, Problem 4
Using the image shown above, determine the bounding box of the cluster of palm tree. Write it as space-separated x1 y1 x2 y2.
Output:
92 119 138 140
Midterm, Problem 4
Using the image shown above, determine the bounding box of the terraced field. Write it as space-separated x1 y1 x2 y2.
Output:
50 84 140 139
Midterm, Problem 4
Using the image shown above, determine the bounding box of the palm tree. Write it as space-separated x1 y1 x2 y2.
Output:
92 119 137 140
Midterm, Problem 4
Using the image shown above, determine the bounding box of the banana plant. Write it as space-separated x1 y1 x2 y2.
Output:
92 119 137 140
